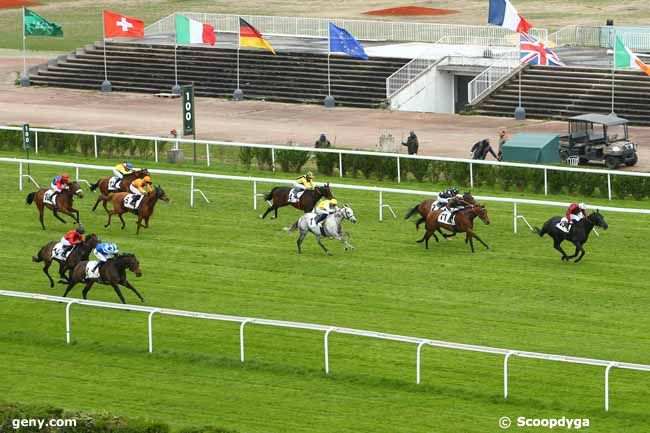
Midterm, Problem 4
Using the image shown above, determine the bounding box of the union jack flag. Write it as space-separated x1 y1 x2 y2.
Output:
520 32 564 66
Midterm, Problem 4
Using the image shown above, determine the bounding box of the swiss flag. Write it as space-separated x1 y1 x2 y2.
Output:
103 10 144 38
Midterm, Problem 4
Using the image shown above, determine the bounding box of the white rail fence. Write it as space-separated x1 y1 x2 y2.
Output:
3 125 650 202
549 25 650 51
4 158 650 234
145 13 548 43
468 50 522 104
1 289 647 412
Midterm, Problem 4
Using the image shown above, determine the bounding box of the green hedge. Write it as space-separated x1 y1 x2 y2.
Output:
0 402 238 433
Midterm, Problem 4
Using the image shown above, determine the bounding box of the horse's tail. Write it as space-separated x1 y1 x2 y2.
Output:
286 220 299 232
263 187 277 202
405 204 420 220
32 246 44 262
26 192 36 205
89 180 100 192
534 225 546 237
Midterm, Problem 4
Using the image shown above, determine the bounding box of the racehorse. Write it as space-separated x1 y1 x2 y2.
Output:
63 253 144 304
99 186 169 235
287 204 357 255
417 205 491 252
260 183 333 219
405 192 476 230
32 233 101 288
534 211 608 263
26 181 84 230
89 169 149 212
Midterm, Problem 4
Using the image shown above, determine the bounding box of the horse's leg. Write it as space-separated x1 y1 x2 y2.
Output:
122 280 145 303
42 261 55 288
63 281 77 298
60 209 78 224
81 281 94 299
297 230 308 253
118 213 126 230
472 233 490 249
415 217 425 230
72 207 80 223
144 215 150 228
104 210 114 228
92 196 101 212
272 207 278 219
52 209 67 224
574 245 586 263
464 229 476 252
316 235 331 255
110 283 127 304
37 201 46 230
260 206 274 219
57 261 69 284
553 239 569 261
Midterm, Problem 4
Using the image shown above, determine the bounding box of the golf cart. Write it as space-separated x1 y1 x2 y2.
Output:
559 113 638 169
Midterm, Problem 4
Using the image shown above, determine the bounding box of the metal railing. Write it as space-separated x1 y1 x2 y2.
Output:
3 125 650 202
467 48 522 104
5 158 650 232
549 25 650 51
1 289 648 412
145 12 547 43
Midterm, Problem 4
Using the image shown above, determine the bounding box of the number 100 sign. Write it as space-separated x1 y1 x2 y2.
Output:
181 84 195 136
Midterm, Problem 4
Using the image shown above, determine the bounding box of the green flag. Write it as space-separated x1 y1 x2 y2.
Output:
24 8 63 37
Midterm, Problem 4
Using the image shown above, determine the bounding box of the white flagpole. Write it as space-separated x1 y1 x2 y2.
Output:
22 7 26 78
237 22 241 90
327 24 331 96
611 29 616 114
103 17 108 82
174 44 178 86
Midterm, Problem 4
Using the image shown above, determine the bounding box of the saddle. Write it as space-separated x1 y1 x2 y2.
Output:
52 242 70 261
438 210 455 225
308 215 328 236
44 190 57 206
123 194 144 211
85 261 101 280
108 176 122 191
556 221 572 234
288 189 304 204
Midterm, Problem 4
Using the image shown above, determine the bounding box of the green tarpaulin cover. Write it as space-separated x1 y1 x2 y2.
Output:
501 133 560 163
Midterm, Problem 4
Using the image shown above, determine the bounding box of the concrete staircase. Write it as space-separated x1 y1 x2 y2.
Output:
29 41 408 108
475 65 650 125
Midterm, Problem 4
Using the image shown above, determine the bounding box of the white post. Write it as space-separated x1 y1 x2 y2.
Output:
504 351 514 399
513 202 518 234
327 24 331 96
154 140 159 163
416 341 426 384
253 180 257 210
93 135 98 158
544 168 548 195
75 166 80 181
240 319 251 362
148 310 157 353
190 175 195 207
324 327 334 374
607 174 612 200
397 156 401 183
19 161 23 191
206 143 211 167
338 152 343 177
379 191 383 222
102 32 108 83
35 131 39 154
469 162 474 188
271 148 276 171
22 7 26 78
174 44 178 87
65 301 75 344
605 363 614 411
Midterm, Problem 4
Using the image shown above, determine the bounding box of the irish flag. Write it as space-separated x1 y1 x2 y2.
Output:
175 14 215 45
615 35 650 76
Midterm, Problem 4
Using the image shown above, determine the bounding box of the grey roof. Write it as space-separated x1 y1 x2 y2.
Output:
568 113 629 126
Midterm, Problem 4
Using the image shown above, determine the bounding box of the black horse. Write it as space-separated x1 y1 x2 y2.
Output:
63 253 145 304
535 211 608 263
32 233 101 288
260 183 333 219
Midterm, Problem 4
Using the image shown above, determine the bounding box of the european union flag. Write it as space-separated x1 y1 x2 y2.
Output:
328 23 368 60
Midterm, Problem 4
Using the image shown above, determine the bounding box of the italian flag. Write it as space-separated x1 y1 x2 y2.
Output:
175 14 216 45
615 35 650 76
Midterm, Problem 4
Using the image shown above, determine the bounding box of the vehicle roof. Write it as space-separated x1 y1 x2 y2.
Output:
568 113 629 126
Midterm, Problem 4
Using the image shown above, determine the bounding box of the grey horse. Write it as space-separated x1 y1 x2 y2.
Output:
287 205 357 255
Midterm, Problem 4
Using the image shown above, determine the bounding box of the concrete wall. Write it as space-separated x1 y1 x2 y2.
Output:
389 66 455 113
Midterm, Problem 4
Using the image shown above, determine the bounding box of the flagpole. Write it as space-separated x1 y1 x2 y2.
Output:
101 12 111 92
172 43 181 94
324 23 335 107
22 7 26 77
234 17 243 101
611 29 616 114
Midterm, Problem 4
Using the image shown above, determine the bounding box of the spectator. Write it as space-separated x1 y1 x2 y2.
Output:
314 133 332 148
497 129 509 161
471 139 498 160
401 131 419 155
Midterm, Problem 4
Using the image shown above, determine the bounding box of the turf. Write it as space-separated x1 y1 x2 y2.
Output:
1 151 650 432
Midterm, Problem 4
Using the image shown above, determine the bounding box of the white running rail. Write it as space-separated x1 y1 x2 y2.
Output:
468 48 521 104
1 289 647 412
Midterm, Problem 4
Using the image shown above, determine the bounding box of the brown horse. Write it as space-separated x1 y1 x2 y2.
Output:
417 205 491 252
26 181 84 230
405 192 476 230
261 183 333 219
63 253 144 304
89 169 149 212
32 233 101 288
100 186 169 234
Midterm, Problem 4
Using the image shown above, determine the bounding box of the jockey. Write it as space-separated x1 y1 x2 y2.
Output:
50 173 70 192
92 242 118 272
113 162 134 179
434 187 459 209
561 203 588 229
130 176 153 196
290 171 315 202
314 198 338 225
60 225 84 256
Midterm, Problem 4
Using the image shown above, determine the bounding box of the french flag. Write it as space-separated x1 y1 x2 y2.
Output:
488 0 532 33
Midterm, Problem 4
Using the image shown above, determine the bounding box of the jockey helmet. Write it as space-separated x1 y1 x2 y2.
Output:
106 243 118 253
330 199 338 206
76 225 85 234
143 176 152 183
449 188 459 195
578 203 586 210
126 162 133 170
61 173 70 182
306 171 313 178
409 131 415 136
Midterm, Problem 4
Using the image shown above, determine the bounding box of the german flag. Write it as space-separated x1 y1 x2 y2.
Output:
239 18 276 54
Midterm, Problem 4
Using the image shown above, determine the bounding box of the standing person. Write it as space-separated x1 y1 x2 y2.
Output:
497 129 509 161
401 131 419 155
314 133 332 149
471 139 498 160
60 225 85 256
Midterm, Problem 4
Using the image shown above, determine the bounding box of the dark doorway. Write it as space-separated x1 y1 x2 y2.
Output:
454 75 473 113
